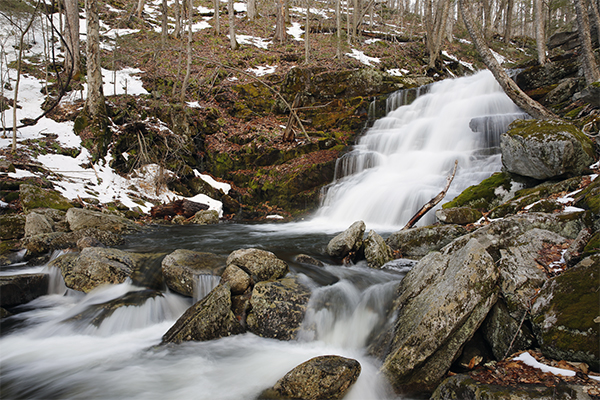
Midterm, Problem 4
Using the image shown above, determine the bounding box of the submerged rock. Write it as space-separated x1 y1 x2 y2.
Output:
0 273 49 307
259 355 361 400
500 120 594 180
326 220 365 259
226 248 288 282
530 255 600 371
161 283 243 344
247 276 311 340
161 249 226 297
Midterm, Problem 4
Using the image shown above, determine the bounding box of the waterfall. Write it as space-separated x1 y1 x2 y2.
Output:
314 70 525 231
193 274 221 303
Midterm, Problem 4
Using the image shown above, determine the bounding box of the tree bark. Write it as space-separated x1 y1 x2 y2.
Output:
228 0 237 49
137 0 145 18
504 0 513 43
336 0 342 58
274 0 287 42
161 0 169 45
305 0 310 63
427 0 451 69
248 0 257 20
534 0 546 65
63 0 80 78
180 0 193 102
458 0 557 120
174 0 181 37
213 0 220 35
589 0 600 45
85 0 106 121
575 0 600 84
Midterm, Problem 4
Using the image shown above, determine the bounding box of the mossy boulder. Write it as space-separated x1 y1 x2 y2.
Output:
226 248 288 282
19 184 73 213
530 254 600 371
190 209 219 225
435 207 482 225
501 120 595 180
386 224 467 259
442 172 518 212
0 214 26 240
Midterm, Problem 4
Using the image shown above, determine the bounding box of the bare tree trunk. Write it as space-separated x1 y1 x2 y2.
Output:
285 0 290 23
274 0 287 42
137 0 145 18
504 0 513 43
534 0 546 65
575 0 600 84
336 0 342 57
161 0 169 45
228 0 237 49
458 0 557 120
352 0 360 41
427 0 451 70
174 0 181 37
482 0 493 39
180 0 193 102
248 0 257 20
85 0 106 121
213 0 220 35
305 0 310 63
63 0 80 78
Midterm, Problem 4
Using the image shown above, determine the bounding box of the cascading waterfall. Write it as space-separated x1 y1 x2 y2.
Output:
314 70 525 231
193 274 222 303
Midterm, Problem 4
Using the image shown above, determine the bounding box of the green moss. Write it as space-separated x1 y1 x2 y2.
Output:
583 232 600 257
565 106 583 119
443 173 512 211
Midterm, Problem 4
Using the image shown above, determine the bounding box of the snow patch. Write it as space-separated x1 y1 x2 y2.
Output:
513 352 575 377
287 22 304 41
345 49 380 66
247 65 277 76
236 35 272 49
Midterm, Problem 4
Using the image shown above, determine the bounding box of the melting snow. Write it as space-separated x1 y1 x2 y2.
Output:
346 49 380 66
236 34 272 49
287 22 304 41
513 352 575 377
246 65 277 76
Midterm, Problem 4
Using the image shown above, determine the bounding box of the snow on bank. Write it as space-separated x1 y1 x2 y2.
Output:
345 49 381 66
513 352 575 377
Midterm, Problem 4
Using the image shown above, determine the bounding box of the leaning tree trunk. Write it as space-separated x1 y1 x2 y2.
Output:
534 0 546 65
574 0 600 84
458 0 557 120
63 0 80 78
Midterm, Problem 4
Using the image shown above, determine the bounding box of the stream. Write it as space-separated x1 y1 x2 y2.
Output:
1 70 525 399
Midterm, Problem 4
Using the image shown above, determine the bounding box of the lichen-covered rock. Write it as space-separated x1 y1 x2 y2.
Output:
66 208 141 234
379 238 499 393
530 255 599 371
326 220 365 259
19 184 73 213
190 209 219 225
161 283 244 344
295 254 324 267
23 228 124 257
247 276 311 340
435 207 482 225
442 172 520 212
259 355 361 400
363 230 393 268
0 214 25 240
386 224 466 259
501 120 594 180
226 248 288 282
161 249 226 297
0 273 49 307
431 374 594 400
220 264 251 295
50 247 148 293
24 212 54 237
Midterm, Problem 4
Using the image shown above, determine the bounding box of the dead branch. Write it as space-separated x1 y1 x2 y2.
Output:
401 160 458 231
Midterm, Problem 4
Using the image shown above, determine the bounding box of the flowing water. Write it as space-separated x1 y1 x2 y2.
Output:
0 71 526 399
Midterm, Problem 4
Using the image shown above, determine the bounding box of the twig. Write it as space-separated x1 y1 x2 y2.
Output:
401 160 458 230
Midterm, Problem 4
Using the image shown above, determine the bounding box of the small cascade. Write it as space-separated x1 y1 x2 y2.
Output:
193 274 221 303
45 266 67 295
469 112 532 149
367 83 432 126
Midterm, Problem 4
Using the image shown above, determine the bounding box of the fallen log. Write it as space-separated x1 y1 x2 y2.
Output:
150 199 209 219
401 160 458 231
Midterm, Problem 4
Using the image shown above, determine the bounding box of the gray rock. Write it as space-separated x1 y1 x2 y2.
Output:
247 276 311 340
530 255 599 370
431 374 594 400
563 227 593 268
0 214 25 240
226 248 288 282
386 224 466 259
161 249 226 297
161 283 244 344
220 264 251 295
29 208 68 232
0 307 11 318
363 230 393 268
66 208 141 234
379 238 499 393
50 247 148 293
24 212 54 237
573 83 600 108
326 221 365 259
500 120 594 180
545 77 583 105
76 236 106 250
259 355 361 400
0 273 49 307
295 254 324 267
23 228 124 257
435 207 482 225
190 209 219 225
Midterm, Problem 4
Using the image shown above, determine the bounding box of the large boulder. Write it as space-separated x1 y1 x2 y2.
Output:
326 221 365 259
190 209 219 225
0 214 25 240
24 212 54 236
435 207 482 225
161 283 244 344
0 273 49 307
161 249 226 297
386 224 466 259
378 238 499 393
259 355 361 400
363 230 393 268
530 255 599 371
50 247 150 293
23 228 125 257
65 208 141 234
220 264 251 295
247 276 311 340
226 248 288 282
19 184 73 213
501 120 595 180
